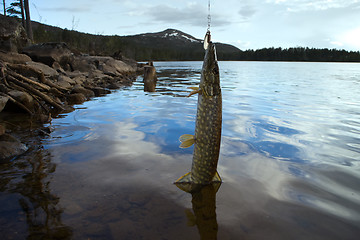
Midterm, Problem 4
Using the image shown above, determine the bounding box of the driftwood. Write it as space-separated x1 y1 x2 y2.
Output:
7 70 50 91
43 78 69 92
6 63 68 92
6 75 64 110
7 63 46 83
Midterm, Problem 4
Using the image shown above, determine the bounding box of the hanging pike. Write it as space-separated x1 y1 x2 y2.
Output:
175 31 222 192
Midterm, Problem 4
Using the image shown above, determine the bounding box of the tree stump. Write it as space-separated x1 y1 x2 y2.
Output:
143 64 157 92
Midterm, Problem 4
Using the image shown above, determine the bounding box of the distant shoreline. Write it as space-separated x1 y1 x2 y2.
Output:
146 60 360 63
27 18 360 62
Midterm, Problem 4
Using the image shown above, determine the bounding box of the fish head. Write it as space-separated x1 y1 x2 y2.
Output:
201 42 220 96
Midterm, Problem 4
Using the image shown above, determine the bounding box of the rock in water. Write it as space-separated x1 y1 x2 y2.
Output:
0 134 28 161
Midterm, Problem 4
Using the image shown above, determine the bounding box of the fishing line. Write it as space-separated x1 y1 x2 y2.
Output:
207 0 211 31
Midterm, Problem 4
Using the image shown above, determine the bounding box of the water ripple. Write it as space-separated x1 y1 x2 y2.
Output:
42 61 360 238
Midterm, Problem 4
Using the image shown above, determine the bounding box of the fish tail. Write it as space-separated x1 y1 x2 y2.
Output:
174 172 192 183
213 171 222 182
174 171 222 193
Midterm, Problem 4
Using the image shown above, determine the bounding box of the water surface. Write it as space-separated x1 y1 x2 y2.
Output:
1 61 360 239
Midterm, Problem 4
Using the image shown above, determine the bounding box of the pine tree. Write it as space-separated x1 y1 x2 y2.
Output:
6 1 21 17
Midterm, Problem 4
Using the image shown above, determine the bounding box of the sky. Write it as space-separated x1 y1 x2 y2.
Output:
3 0 360 51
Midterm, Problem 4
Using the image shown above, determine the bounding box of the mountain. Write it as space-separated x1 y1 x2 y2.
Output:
119 28 242 61
135 28 201 43
31 21 242 61
26 18 360 62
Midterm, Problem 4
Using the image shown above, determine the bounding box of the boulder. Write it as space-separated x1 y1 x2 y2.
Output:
0 134 28 161
112 50 138 68
70 55 136 75
7 90 35 112
70 55 97 72
90 87 111 97
106 81 122 90
26 61 59 77
55 80 72 90
88 69 109 80
71 85 95 98
72 75 86 85
22 42 73 67
66 70 88 78
66 93 86 104
52 61 67 74
0 14 30 52
99 58 136 75
58 75 76 85
56 74 77 89
0 51 32 64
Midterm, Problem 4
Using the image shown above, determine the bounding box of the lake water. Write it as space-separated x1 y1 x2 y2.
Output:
1 61 360 239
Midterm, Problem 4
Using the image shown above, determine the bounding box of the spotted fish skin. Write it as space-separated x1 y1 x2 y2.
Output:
191 41 222 184
176 41 222 188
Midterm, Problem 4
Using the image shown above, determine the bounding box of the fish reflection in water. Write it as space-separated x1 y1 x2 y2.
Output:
0 150 72 239
178 183 221 240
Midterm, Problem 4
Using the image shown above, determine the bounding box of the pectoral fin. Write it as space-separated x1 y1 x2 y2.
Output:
187 87 201 97
179 134 195 148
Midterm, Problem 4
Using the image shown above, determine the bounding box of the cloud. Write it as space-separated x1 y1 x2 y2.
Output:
265 0 360 12
339 27 360 49
41 6 91 13
238 5 257 20
144 3 232 27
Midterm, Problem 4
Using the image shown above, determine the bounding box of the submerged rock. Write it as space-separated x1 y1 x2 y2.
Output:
0 134 28 161
91 87 111 97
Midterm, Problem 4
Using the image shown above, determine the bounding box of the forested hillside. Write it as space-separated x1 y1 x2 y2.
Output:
30 20 360 62
32 22 241 61
239 47 360 62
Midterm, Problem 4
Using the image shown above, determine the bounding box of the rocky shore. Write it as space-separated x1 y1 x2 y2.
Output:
0 16 143 161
